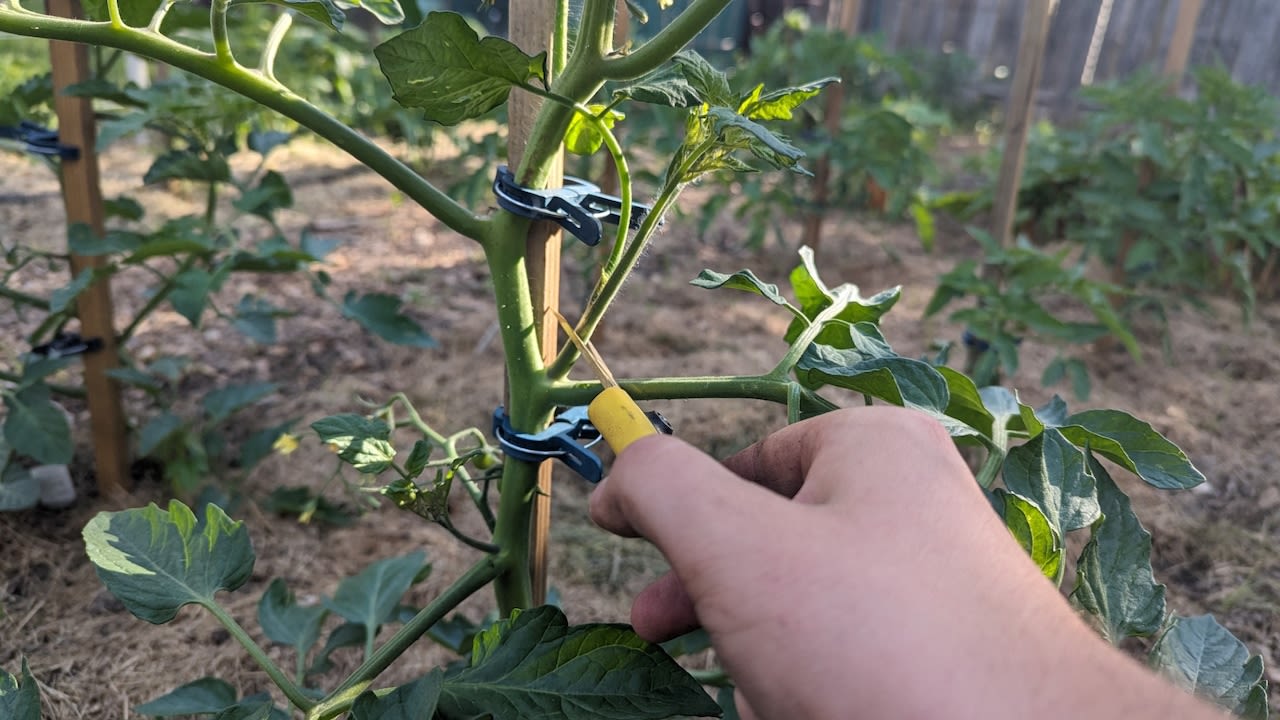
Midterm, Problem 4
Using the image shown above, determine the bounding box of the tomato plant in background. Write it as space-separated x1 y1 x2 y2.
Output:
0 1 1271 719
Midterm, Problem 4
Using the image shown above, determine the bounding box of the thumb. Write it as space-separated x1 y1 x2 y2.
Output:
589 434 794 597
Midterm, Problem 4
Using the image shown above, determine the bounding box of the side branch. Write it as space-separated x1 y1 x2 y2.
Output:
0 11 489 241
548 375 832 409
600 0 733 80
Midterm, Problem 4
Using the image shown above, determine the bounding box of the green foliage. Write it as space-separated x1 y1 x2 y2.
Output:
924 228 1136 397
1150 615 1270 719
948 67 1280 313
437 606 720 719
0 659 42 720
0 1 1268 718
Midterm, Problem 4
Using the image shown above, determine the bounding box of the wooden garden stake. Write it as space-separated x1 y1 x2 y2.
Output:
1163 0 1204 82
509 0 564 605
801 0 861 250
46 0 131 497
989 0 1055 252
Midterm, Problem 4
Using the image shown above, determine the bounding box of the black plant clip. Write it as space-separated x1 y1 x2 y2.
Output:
31 332 102 359
492 404 673 483
491 165 657 246
0 121 80 160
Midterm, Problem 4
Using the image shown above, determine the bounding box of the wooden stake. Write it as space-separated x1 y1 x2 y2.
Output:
801 0 861 250
1163 0 1204 83
47 0 131 498
989 0 1055 251
509 2 563 606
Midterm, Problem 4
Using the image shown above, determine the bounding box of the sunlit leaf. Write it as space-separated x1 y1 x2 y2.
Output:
564 104 625 156
613 74 700 108
437 605 720 719
83 501 255 624
335 0 404 24
995 490 1062 580
311 413 396 474
784 246 900 345
376 12 547 125
708 108 807 173
230 0 344 29
690 268 793 309
739 77 837 121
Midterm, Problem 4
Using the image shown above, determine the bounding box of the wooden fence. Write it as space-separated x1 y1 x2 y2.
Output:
855 0 1280 102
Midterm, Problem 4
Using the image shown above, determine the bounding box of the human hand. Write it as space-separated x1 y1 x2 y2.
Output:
589 407 1224 720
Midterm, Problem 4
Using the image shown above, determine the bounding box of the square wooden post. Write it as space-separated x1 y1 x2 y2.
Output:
46 0 131 498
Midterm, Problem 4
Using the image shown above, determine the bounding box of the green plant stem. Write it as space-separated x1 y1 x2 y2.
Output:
688 668 731 687
204 180 219 227
553 0 569 77
548 374 829 408
388 393 495 529
210 0 233 64
147 0 176 32
0 371 87 398
119 256 198 343
0 10 488 241
440 516 501 554
546 190 675 379
105 0 123 28
260 12 292 80
318 557 502 720
0 284 51 311
766 289 853 379
600 0 732 80
205 602 314 711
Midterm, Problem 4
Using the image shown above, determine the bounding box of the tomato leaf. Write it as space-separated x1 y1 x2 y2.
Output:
613 73 701 108
83 501 255 624
1149 614 1270 719
376 12 547 125
690 268 792 309
351 671 443 720
437 605 720 719
564 104 625 156
3 383 73 465
937 367 994 439
1056 409 1204 490
1003 429 1100 534
784 246 900 345
672 51 733 107
796 346 950 415
738 78 837 121
708 107 806 173
203 382 277 424
134 677 237 716
404 439 433 479
994 490 1062 580
144 149 231 185
323 551 430 635
342 291 437 348
0 660 41 720
1070 457 1167 643
229 0 344 30
49 268 95 313
258 579 327 661
232 170 293 220
312 413 396 474
334 0 404 24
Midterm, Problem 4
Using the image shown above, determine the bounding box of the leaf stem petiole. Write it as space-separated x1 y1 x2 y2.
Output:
205 602 314 711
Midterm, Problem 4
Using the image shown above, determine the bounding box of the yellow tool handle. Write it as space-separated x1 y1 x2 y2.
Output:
588 386 657 454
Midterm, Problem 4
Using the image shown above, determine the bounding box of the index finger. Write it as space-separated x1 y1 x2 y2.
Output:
721 406 960 503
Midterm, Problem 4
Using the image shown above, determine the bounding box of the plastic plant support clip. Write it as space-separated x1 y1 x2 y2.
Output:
491 165 657 246
0 121 80 160
492 405 672 483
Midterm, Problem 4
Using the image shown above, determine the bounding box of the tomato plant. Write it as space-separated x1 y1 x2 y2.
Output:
0 0 1271 718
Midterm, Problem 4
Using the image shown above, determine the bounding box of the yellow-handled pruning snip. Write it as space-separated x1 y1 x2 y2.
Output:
549 309 658 455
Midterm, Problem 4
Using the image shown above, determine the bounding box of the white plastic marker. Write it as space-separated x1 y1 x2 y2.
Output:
549 309 656 454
